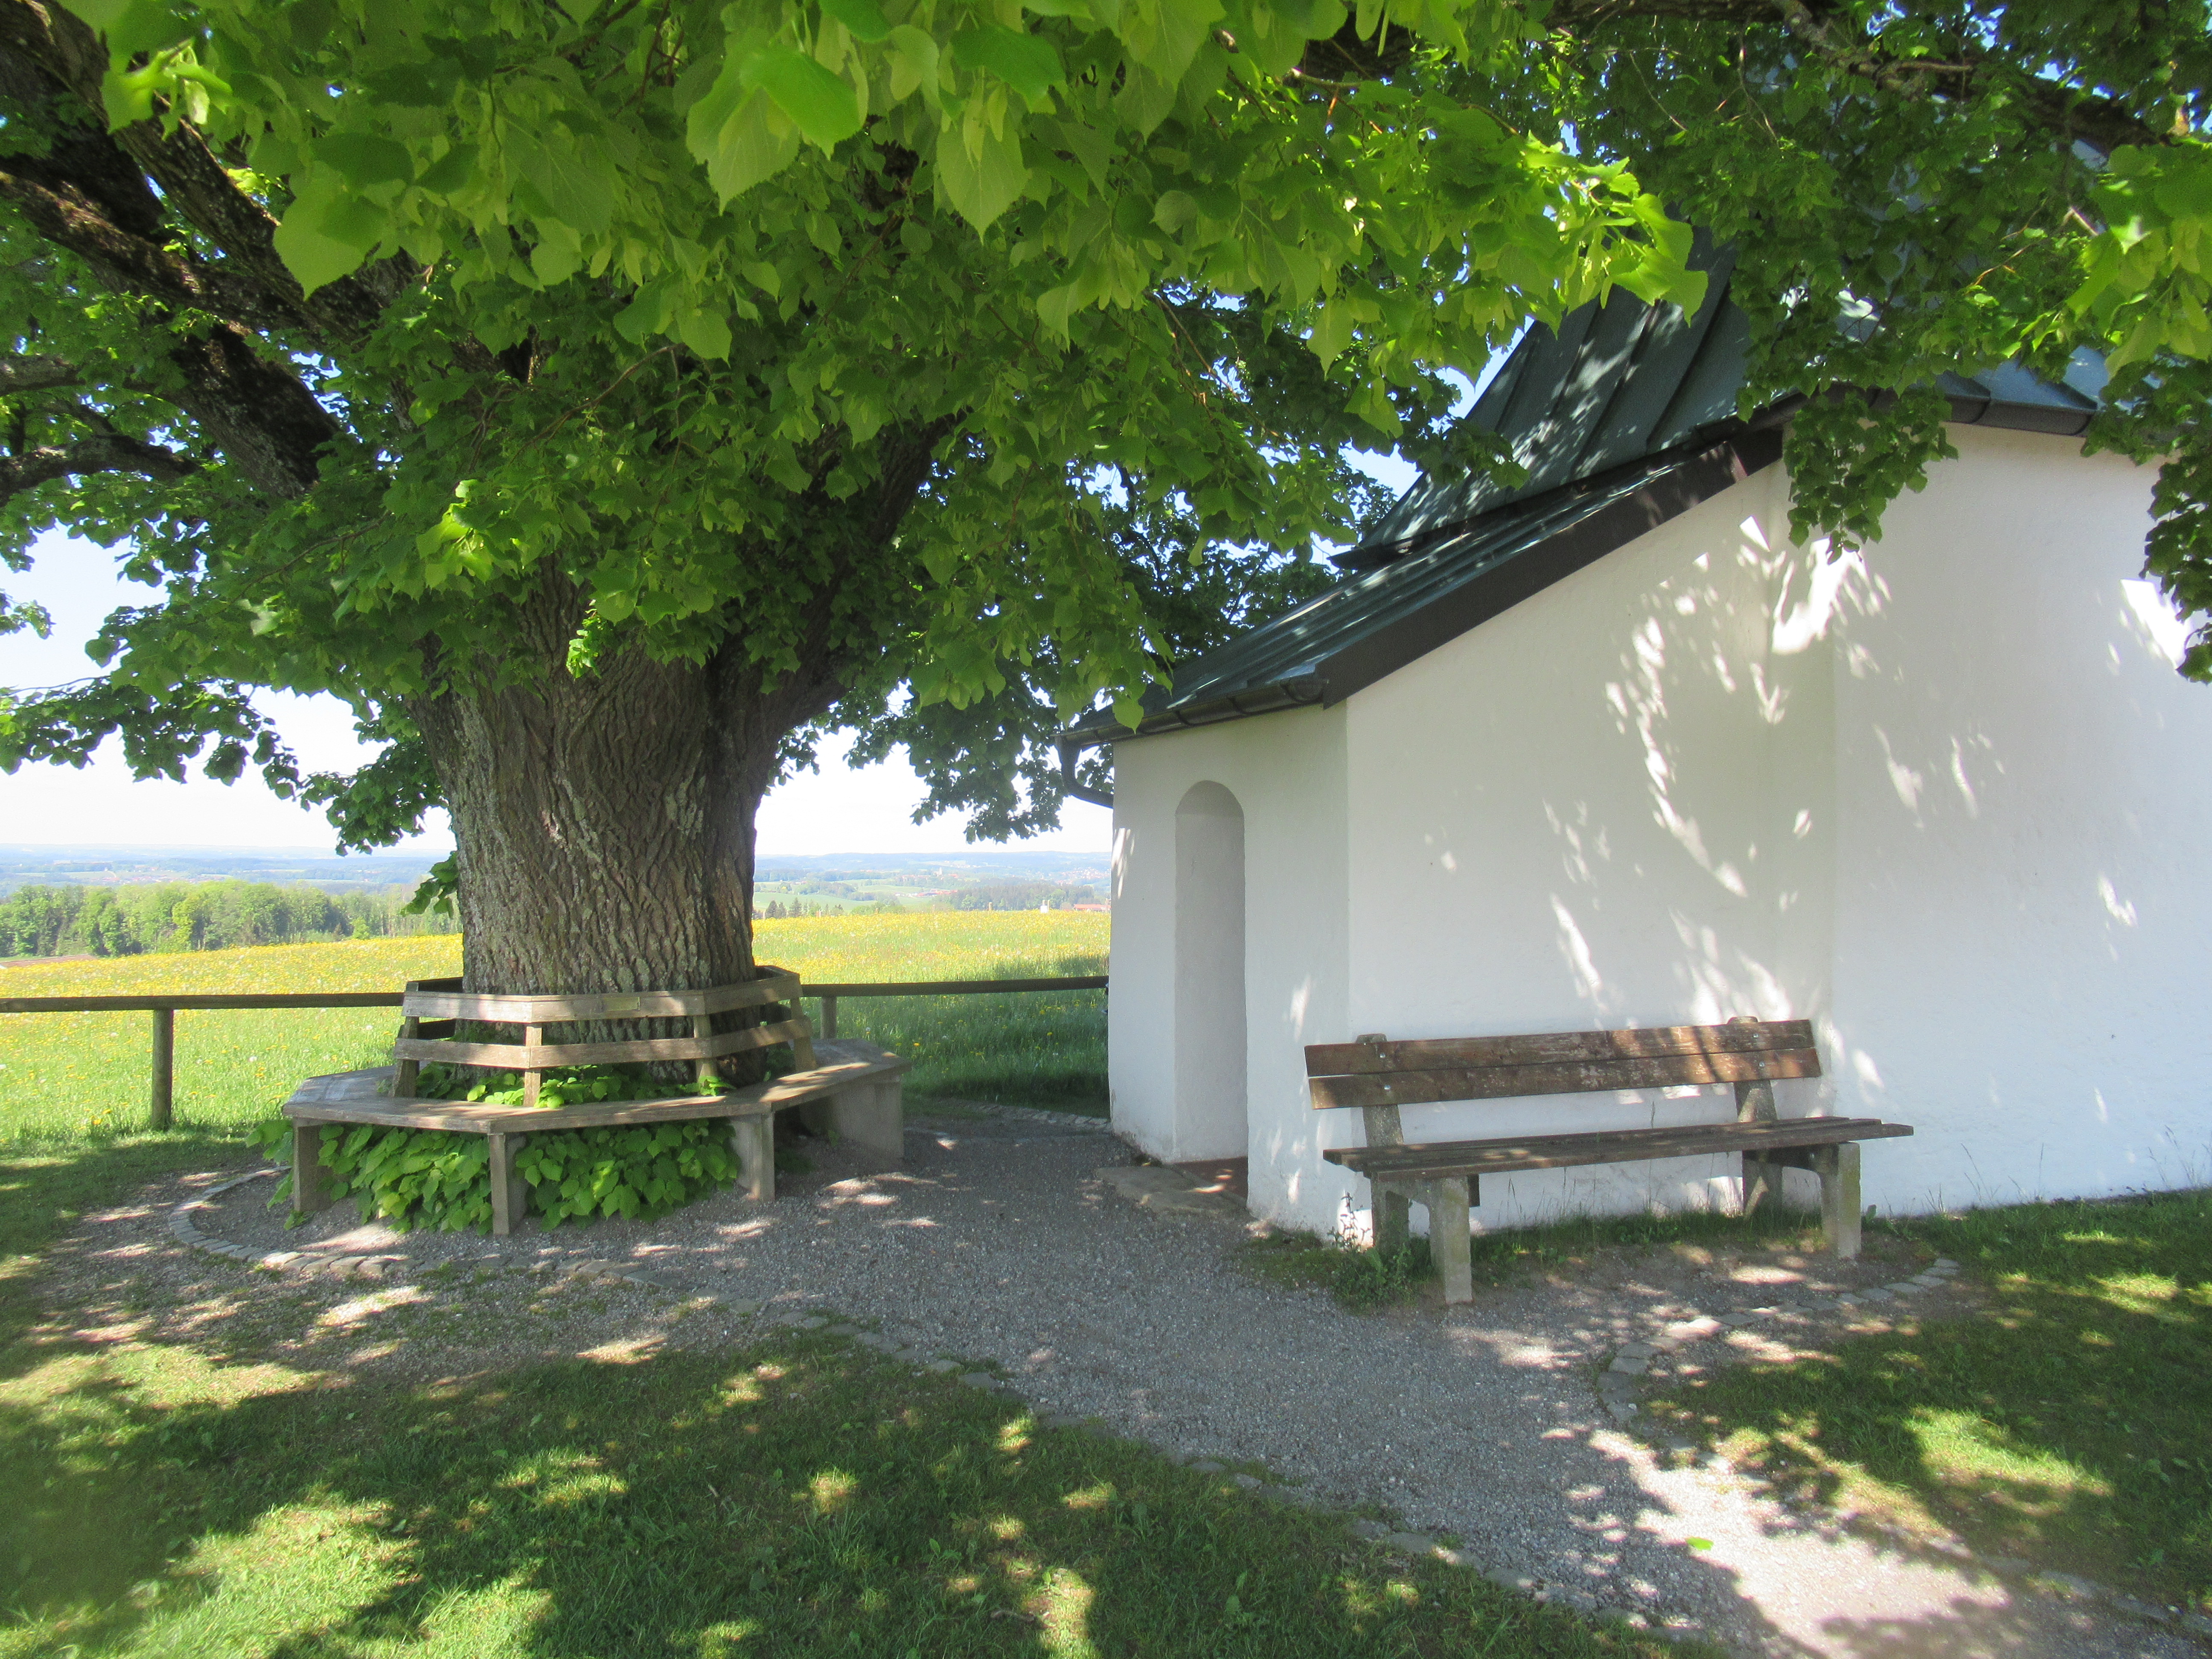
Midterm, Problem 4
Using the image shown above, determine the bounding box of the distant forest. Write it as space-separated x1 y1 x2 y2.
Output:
0 882 460 958
950 882 1103 912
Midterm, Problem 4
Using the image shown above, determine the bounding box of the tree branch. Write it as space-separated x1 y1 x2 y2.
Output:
1546 0 2179 152
1296 0 2181 154
0 0 400 343
0 354 79 395
0 429 194 503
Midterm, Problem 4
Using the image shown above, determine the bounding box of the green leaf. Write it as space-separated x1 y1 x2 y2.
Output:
1112 62 1176 137
820 0 891 43
415 143 478 195
950 26 1066 103
68 0 190 57
678 307 733 360
743 48 864 151
934 115 1027 230
511 132 614 236
1036 280 1080 338
1115 0 1222 85
1153 189 1197 233
690 76 803 204
1307 297 1353 367
272 175 388 294
886 24 941 108
530 223 584 286
312 133 414 189
360 55 463 108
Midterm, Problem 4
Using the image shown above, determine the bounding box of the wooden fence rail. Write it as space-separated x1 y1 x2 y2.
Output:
0 975 1111 1131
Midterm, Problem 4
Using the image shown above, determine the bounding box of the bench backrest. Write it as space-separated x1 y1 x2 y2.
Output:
392 966 816 1106
1305 1019 1819 1112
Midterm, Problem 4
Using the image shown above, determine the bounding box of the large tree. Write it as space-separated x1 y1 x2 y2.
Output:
0 0 2204 1002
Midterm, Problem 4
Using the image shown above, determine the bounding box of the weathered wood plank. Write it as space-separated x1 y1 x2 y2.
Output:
802 975 1109 997
1306 1020 1813 1079
1321 1117 1912 1178
148 1006 174 1132
400 973 801 1025
393 1016 815 1071
0 992 408 1013
282 1042 911 1135
1308 1047 1820 1109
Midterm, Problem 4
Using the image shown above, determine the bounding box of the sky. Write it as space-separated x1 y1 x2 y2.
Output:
0 530 1116 856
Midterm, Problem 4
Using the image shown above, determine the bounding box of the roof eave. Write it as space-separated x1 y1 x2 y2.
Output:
1059 391 2098 755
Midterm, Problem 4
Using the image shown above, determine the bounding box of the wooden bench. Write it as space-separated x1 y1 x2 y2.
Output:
1308 1017 1911 1304
283 968 908 1235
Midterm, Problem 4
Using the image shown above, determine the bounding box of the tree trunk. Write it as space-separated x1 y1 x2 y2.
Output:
408 578 838 1021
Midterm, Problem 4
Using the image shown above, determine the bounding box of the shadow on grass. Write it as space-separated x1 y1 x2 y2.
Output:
0 1332 1703 1659
0 1130 253 1262
1645 1191 2212 1613
1242 1202 1844 1314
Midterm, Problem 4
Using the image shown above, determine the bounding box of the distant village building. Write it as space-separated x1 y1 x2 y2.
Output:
1065 266 2212 1237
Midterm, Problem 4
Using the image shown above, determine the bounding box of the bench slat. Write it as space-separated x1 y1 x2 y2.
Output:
395 1016 812 1072
1306 1019 1814 1080
1323 1116 1911 1178
1309 1046 1819 1110
283 1041 911 1135
401 970 801 1025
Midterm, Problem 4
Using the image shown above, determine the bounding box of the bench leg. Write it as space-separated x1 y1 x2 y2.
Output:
291 1121 334 1217
1428 1178 1473 1305
1372 1182 1411 1255
730 1115 775 1202
1813 1142 1862 1259
824 1078 903 1168
488 1132 529 1237
1741 1153 1781 1216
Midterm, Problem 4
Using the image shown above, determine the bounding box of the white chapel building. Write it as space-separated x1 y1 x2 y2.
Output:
1063 264 2212 1238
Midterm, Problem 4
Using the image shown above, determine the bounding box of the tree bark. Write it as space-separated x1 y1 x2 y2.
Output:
409 576 841 1058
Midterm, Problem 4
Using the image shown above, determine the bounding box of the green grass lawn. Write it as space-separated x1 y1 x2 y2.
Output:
1644 1190 2212 1615
0 1267 1701 1659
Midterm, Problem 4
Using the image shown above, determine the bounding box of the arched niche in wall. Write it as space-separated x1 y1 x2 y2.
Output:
1174 780 1247 1161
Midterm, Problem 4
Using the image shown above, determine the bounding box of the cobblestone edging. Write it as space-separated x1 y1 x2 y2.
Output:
1593 1258 2212 1642
164 1163 1703 1639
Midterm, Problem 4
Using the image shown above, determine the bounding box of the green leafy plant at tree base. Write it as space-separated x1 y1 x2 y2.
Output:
246 1064 742 1231
513 1121 739 1227
411 1060 730 1109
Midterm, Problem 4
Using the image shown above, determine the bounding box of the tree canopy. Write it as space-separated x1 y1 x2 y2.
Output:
0 0 2206 880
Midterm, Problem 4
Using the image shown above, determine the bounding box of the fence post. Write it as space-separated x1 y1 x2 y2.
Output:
149 1005 175 1131
821 995 838 1040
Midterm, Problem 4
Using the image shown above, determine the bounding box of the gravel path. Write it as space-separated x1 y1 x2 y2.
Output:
41 1102 2206 1659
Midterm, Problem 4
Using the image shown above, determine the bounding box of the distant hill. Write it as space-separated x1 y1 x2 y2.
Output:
0 844 1110 897
753 850 1109 884
0 844 448 895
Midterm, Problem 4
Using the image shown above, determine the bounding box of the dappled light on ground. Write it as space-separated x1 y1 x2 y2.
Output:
1644 1191 2212 1613
0 1321 1683 1659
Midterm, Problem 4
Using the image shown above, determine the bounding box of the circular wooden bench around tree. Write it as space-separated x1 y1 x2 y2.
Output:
282 967 908 1234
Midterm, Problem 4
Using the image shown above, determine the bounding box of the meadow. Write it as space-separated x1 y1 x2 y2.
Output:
0 911 1109 1147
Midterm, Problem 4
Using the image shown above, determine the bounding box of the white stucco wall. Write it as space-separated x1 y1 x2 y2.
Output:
1822 429 2212 1209
1109 424 2212 1235
1108 706 1350 1220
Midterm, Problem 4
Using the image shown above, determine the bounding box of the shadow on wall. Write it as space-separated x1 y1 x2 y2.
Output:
1532 460 2205 1208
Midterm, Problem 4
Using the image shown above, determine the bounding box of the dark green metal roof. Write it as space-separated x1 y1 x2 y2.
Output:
1063 261 2107 752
